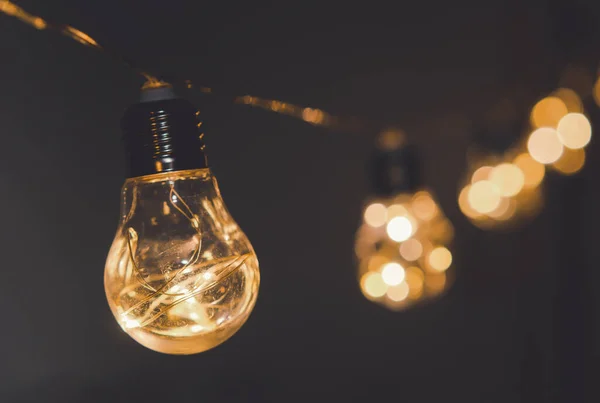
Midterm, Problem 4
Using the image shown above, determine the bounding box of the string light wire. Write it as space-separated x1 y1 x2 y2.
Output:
0 0 369 133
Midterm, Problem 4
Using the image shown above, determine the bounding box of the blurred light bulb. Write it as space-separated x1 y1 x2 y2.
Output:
104 88 259 355
527 127 564 164
556 113 592 149
357 138 453 310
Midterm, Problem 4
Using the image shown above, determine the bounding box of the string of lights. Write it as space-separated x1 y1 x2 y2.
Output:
3 0 598 345
458 85 594 229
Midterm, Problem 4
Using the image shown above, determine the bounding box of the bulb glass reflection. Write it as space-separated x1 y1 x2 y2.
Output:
104 169 259 355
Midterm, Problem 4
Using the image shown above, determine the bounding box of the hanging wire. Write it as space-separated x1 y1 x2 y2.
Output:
0 0 371 134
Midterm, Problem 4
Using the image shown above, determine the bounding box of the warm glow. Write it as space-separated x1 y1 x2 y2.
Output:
367 255 388 272
428 247 452 272
362 272 387 298
425 273 447 295
399 238 423 261
381 262 406 286
553 88 583 113
487 197 512 220
488 163 525 197
458 185 482 219
557 113 592 149
594 77 600 108
302 108 325 124
386 216 413 242
552 148 585 175
513 153 545 189
387 282 409 302
405 266 424 298
468 180 501 214
387 203 409 219
527 127 564 164
530 96 568 128
471 166 492 184
364 203 387 227
411 192 438 221
378 128 406 151
430 218 454 244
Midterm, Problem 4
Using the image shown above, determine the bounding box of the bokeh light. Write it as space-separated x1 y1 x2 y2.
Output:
471 166 492 183
381 262 406 286
399 238 423 261
411 191 438 221
468 180 501 214
552 147 585 175
487 196 514 220
527 127 564 164
557 113 591 149
361 272 387 298
387 203 409 219
513 153 545 189
488 163 524 197
364 203 387 227
405 267 424 299
428 247 452 272
552 88 583 113
387 282 409 302
458 184 483 219
386 216 413 242
530 96 568 128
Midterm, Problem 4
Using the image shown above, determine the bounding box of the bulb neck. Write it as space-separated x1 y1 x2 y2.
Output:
121 95 208 178
367 143 422 196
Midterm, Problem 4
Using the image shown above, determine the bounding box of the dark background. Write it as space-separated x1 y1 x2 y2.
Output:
0 0 599 402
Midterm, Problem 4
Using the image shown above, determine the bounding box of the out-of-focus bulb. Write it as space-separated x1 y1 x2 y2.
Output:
459 87 591 230
356 136 453 311
104 85 259 355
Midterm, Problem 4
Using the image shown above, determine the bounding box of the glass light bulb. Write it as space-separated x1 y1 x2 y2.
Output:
104 169 259 355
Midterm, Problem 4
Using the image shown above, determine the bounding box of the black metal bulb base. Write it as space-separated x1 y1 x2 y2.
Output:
121 90 208 178
367 143 422 197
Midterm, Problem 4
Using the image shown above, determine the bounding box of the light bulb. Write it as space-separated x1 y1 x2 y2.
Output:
356 136 453 311
104 85 259 355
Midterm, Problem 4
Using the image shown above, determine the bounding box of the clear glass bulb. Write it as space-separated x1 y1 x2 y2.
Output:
104 168 259 355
